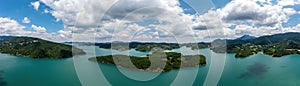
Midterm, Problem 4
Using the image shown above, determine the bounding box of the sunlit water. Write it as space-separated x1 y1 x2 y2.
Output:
0 46 300 86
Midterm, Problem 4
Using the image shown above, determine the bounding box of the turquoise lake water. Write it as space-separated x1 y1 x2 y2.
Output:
1 46 300 86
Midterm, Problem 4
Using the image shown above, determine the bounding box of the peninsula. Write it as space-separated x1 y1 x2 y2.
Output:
0 36 86 59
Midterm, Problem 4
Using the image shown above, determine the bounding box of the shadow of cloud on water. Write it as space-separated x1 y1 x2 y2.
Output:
280 65 287 68
238 62 270 80
0 70 7 86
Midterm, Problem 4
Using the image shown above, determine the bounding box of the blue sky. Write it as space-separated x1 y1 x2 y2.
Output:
283 4 300 27
0 0 300 42
0 0 63 32
0 0 233 33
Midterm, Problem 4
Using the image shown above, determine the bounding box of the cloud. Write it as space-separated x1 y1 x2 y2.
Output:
36 0 300 42
214 0 299 34
189 0 300 41
31 25 46 33
283 8 297 15
0 17 28 35
223 1 264 21
277 0 300 6
39 0 199 42
221 0 287 27
192 25 207 30
22 17 31 23
43 9 50 13
31 1 40 11
39 0 184 26
0 17 66 42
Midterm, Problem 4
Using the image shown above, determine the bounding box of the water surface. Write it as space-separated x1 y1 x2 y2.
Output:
0 46 300 86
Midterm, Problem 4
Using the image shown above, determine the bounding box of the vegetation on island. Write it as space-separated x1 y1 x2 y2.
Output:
94 42 182 52
262 40 300 57
89 52 206 72
66 42 211 52
0 36 86 59
70 32 300 58
212 32 300 58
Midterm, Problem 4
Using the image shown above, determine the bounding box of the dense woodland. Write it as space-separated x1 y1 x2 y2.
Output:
0 36 85 59
212 32 300 57
89 52 206 72
92 42 210 52
88 32 300 58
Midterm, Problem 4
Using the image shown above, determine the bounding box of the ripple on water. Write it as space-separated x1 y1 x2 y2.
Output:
238 62 270 80
0 70 7 86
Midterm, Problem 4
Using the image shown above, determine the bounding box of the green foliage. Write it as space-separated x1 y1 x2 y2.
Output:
212 32 300 58
89 52 206 72
94 42 211 52
233 44 262 58
0 36 86 59
262 40 300 57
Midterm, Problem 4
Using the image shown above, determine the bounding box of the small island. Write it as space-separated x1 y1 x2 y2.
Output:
0 36 86 59
89 52 206 72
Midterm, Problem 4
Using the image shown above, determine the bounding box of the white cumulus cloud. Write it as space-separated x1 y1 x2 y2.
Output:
22 17 31 23
35 0 300 42
0 17 66 42
283 8 297 16
31 1 40 11
31 25 46 33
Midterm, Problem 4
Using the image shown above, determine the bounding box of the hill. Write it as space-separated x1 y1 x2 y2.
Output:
236 35 256 41
211 32 300 57
0 36 86 59
68 32 300 58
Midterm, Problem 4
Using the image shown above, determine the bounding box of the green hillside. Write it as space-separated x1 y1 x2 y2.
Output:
0 36 85 59
211 32 300 58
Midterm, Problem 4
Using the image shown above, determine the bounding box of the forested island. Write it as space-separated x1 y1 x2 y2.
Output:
69 32 300 58
89 52 206 72
0 36 86 59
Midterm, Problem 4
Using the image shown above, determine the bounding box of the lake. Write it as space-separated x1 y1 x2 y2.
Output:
0 46 300 86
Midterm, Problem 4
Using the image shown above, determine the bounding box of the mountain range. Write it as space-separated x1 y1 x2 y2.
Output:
0 32 299 58
211 32 300 57
89 32 300 58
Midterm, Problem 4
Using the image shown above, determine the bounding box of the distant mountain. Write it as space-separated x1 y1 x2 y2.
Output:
211 32 300 57
0 36 14 41
252 32 300 45
66 32 300 58
236 35 256 41
0 36 86 58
